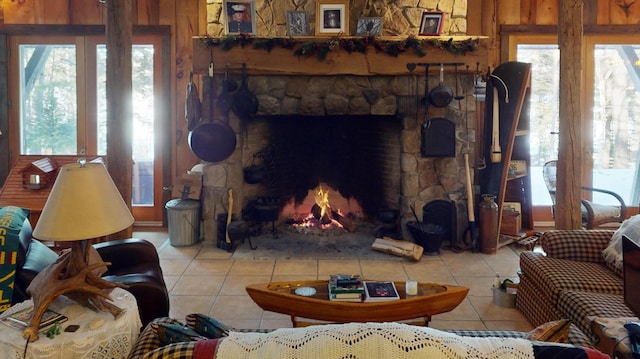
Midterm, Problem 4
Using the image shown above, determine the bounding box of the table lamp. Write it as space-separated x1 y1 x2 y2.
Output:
24 159 135 341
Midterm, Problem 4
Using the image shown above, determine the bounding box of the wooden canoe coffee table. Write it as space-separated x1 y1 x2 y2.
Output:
246 280 469 327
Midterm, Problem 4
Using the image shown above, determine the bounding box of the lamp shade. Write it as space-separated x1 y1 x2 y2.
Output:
33 161 135 241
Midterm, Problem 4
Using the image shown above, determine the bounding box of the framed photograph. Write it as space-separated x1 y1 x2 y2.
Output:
316 0 349 36
419 11 444 36
356 17 382 36
287 11 309 36
223 0 257 35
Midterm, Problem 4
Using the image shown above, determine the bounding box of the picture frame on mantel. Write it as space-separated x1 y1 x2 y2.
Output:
287 11 309 36
316 0 349 36
419 11 444 36
223 0 257 35
356 17 383 36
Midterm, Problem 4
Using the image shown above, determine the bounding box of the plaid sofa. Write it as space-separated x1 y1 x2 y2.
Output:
127 317 595 359
517 229 636 343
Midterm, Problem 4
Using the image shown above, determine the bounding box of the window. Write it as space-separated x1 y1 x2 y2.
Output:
9 35 166 222
510 34 640 211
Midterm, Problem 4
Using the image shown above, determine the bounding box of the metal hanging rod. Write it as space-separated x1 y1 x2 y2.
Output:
413 62 466 67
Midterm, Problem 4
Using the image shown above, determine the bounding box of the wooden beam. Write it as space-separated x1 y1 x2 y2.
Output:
106 0 133 237
192 36 489 76
556 0 584 229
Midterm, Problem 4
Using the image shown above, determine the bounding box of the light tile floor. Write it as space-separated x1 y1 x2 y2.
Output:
136 228 535 332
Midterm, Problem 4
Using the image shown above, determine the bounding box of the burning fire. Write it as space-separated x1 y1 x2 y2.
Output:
291 185 354 231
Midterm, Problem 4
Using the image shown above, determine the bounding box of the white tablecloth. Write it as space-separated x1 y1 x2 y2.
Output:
0 287 142 359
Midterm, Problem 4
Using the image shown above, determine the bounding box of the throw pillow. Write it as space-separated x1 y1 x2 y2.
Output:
524 319 571 343
603 215 640 272
150 322 206 345
186 313 233 338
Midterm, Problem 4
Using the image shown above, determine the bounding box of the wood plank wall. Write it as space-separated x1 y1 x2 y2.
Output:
0 0 201 186
494 0 640 25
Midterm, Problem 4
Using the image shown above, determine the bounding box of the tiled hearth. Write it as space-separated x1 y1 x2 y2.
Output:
136 228 534 332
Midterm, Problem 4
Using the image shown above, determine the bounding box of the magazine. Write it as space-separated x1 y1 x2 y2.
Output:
363 281 400 302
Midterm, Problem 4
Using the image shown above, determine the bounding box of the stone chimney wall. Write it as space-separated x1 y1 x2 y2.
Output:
204 0 467 37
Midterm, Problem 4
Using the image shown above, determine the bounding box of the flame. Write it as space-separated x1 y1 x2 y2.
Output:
315 186 331 218
291 185 344 231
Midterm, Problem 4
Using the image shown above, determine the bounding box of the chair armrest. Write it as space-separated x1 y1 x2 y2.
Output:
581 186 627 226
93 238 160 269
540 229 615 262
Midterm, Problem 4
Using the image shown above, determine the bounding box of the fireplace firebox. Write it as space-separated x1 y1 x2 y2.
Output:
244 114 402 222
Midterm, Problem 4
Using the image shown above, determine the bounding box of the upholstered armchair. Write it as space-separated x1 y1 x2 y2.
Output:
13 215 169 326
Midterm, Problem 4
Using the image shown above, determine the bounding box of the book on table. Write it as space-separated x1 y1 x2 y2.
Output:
1 306 68 332
328 274 364 301
363 281 400 302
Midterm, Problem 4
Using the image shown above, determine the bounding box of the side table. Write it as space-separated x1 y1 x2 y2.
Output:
0 287 142 359
590 316 639 359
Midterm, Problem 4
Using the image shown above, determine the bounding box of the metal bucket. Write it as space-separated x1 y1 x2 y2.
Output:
492 287 516 308
165 199 201 246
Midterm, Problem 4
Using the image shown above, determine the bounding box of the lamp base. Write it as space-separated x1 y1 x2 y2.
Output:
24 240 126 342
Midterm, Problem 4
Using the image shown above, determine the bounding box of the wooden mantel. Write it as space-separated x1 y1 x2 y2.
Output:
192 36 488 76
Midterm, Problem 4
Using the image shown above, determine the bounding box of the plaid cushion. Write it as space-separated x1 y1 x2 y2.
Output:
520 251 623 304
449 329 526 338
128 317 184 359
558 290 635 343
516 272 561 326
141 341 196 359
540 230 614 262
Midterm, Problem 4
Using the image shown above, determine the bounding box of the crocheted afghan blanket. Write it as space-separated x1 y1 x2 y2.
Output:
215 322 535 359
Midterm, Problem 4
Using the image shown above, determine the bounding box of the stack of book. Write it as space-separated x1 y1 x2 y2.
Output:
328 274 364 302
363 281 400 302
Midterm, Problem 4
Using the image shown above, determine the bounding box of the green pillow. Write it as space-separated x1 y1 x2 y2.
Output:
185 313 233 338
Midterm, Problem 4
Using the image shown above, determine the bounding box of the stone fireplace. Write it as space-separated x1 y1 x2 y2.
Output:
200 69 483 244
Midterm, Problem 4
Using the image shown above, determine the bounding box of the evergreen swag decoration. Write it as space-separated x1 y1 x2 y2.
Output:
200 34 479 61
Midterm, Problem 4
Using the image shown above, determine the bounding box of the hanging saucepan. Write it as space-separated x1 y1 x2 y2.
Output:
231 63 259 119
189 61 237 163
428 63 453 108
217 64 234 116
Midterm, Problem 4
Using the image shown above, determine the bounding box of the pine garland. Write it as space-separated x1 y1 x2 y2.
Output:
199 34 479 61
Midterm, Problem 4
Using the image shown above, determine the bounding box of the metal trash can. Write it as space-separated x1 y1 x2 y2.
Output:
165 199 201 246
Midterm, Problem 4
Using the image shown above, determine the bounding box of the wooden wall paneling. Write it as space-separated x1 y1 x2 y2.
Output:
174 0 200 180
583 0 598 25
481 0 500 71
69 0 105 25
0 34 8 186
596 0 610 24
609 2 628 24
157 0 174 25
3 0 36 24
466 0 482 35
519 0 536 25
35 0 67 24
198 0 208 35
606 1 640 24
135 0 160 25
497 0 521 25
534 0 557 25
556 0 584 229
